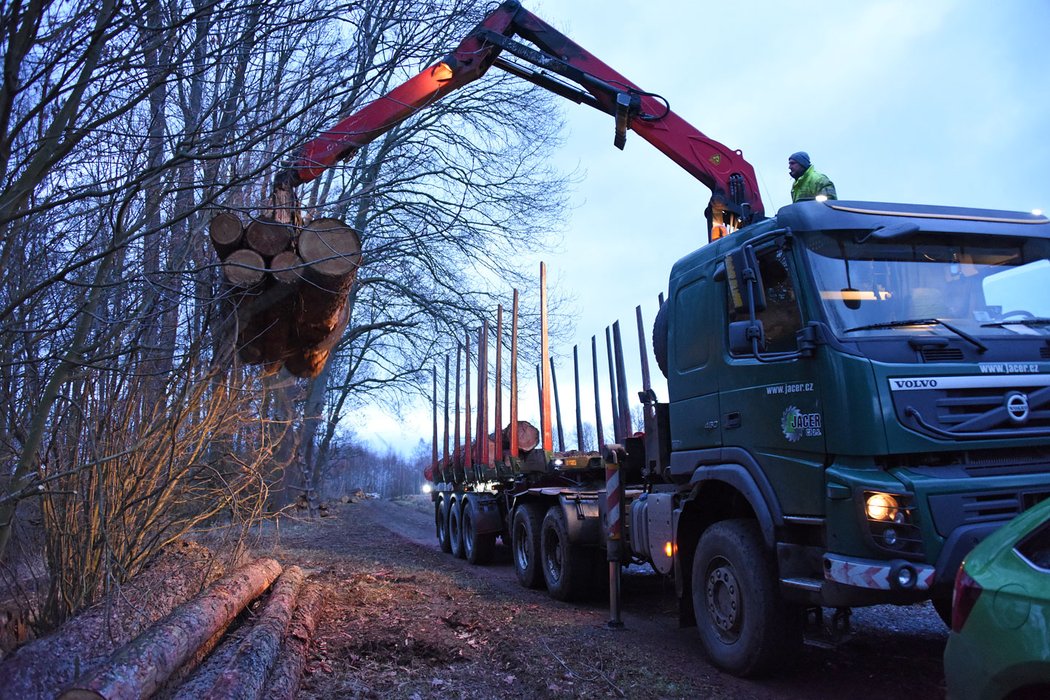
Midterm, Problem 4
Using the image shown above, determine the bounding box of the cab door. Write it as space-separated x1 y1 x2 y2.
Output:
719 239 828 516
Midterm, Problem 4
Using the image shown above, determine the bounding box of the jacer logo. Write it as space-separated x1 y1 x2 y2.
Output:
781 405 822 442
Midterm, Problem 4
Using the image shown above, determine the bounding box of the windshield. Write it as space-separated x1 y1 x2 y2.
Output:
800 231 1050 337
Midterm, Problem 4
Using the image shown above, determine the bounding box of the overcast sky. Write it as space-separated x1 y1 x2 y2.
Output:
353 0 1050 457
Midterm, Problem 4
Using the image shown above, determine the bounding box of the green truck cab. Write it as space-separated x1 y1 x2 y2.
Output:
652 198 1050 674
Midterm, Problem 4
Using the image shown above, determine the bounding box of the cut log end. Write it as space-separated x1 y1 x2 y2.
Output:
503 420 540 453
270 251 303 285
222 249 265 287
298 218 362 278
245 218 294 257
209 212 244 255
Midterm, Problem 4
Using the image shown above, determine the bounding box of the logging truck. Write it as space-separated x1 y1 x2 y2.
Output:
266 0 1050 678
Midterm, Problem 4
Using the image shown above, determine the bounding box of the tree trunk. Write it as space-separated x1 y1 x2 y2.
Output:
0 541 221 700
263 582 324 700
59 558 282 700
200 567 305 700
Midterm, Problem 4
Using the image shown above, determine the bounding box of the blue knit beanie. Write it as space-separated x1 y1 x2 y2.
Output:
789 151 811 169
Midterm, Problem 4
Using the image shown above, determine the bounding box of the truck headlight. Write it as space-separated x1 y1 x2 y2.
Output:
865 492 899 521
861 491 923 557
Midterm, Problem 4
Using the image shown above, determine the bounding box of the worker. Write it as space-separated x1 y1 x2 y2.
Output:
788 151 837 202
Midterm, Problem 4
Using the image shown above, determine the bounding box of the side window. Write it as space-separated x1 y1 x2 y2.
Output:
727 246 803 354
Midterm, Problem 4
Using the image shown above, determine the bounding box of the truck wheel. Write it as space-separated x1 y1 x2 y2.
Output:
692 519 802 677
463 497 496 565
511 503 545 588
448 497 465 559
541 506 590 601
435 497 452 553
652 299 669 379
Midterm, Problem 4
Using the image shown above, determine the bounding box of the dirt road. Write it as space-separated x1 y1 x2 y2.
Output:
268 496 948 699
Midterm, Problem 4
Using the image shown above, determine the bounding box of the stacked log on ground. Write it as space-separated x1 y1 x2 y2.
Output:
60 558 283 699
263 582 325 700
169 566 312 700
0 540 222 699
209 212 362 378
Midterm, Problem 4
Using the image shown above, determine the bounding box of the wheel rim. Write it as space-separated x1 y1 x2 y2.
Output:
449 502 459 543
705 556 742 642
436 502 445 543
463 506 474 556
513 519 530 572
543 526 562 582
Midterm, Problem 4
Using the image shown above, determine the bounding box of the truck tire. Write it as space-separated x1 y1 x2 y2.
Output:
541 506 591 601
463 496 496 565
692 519 802 677
652 299 669 379
511 503 545 589
448 496 465 559
435 497 452 553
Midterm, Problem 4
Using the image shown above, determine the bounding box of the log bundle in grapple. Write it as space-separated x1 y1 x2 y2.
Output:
209 212 362 378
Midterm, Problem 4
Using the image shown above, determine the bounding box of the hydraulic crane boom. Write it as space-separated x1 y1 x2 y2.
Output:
274 0 763 241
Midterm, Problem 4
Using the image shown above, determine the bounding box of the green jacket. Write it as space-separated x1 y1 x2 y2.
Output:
791 165 837 202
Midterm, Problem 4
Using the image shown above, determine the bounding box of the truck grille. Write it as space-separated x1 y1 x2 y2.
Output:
929 490 1050 537
888 374 1050 440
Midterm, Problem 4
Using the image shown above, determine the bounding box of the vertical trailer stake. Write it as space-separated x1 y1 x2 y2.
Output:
613 321 632 440
605 326 621 443
478 320 489 468
605 448 625 629
431 365 438 482
510 290 519 457
540 262 552 453
464 329 473 477
495 305 503 466
573 345 584 452
454 344 462 481
591 335 605 451
550 357 565 452
443 354 450 476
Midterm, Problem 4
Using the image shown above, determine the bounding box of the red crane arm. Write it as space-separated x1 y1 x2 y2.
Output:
275 1 763 238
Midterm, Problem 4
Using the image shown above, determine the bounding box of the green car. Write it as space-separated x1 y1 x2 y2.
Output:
944 497 1050 700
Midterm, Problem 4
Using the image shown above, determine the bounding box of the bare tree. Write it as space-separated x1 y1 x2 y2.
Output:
291 0 571 501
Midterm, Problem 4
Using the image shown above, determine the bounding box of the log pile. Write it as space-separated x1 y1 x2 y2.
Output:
210 212 362 378
0 553 327 700
0 540 222 699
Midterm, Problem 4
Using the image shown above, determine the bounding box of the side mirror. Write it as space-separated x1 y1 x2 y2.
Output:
725 246 766 314
729 319 765 355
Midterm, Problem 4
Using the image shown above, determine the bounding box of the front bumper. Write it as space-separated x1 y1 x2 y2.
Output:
824 553 936 591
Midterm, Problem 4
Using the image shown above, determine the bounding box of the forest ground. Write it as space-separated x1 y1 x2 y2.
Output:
253 495 949 699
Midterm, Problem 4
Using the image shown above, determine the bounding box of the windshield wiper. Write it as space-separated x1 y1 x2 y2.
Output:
981 318 1050 327
844 318 987 352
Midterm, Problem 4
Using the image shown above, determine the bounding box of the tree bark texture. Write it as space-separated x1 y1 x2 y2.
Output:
208 213 362 378
262 582 324 700
59 558 282 700
200 566 305 700
0 541 221 700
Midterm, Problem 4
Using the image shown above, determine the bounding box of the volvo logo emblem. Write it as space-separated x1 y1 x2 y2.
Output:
1005 392 1030 424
